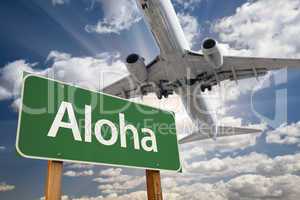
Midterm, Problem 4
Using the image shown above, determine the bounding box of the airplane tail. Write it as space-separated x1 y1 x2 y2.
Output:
179 126 261 144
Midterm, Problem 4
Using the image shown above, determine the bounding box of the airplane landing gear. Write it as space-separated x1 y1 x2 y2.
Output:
156 88 173 99
156 80 174 99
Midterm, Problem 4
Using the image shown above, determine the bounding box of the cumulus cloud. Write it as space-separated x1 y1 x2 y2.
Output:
225 174 300 200
256 153 300 176
182 146 206 160
67 174 300 200
0 182 15 192
174 174 299 200
65 163 94 169
214 0 300 58
64 170 94 177
70 191 146 200
99 168 122 177
97 176 144 195
174 0 202 11
0 87 11 101
85 0 142 34
178 13 201 48
163 174 300 200
93 174 132 184
0 51 127 110
186 152 262 176
43 51 127 90
0 60 37 101
180 131 261 157
69 146 300 199
185 152 300 178
266 122 300 146
93 168 144 195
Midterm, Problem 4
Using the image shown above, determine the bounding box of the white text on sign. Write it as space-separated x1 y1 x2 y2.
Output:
47 101 158 152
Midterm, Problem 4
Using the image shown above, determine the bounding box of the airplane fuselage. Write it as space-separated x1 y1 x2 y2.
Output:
136 0 199 82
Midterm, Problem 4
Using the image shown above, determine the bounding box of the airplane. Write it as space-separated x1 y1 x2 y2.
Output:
101 0 300 144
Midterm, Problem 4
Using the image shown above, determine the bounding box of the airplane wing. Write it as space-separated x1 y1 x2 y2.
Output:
186 52 300 85
101 75 139 98
179 126 261 144
222 56 300 70
101 75 156 98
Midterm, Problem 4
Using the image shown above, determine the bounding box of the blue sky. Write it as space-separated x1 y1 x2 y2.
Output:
1 0 300 199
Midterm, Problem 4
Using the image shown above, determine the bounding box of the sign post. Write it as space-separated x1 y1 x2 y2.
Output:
146 170 163 200
45 161 63 200
16 74 181 199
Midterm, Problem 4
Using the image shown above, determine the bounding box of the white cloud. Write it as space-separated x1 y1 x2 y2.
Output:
0 60 37 101
93 167 144 195
218 42 251 57
184 152 300 179
73 174 300 200
65 163 94 169
47 51 72 62
0 87 11 101
97 176 144 195
266 122 300 146
64 170 94 177
186 152 265 176
93 174 132 184
0 146 5 151
90 146 291 199
41 149 300 199
72 191 146 200
44 51 127 90
182 146 206 160
174 0 202 11
214 0 300 58
99 168 122 177
162 174 300 200
256 153 300 176
0 182 15 192
225 174 300 200
178 13 201 48
85 0 142 34
0 51 128 111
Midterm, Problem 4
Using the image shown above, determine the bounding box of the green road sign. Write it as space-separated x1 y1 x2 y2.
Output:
16 74 181 172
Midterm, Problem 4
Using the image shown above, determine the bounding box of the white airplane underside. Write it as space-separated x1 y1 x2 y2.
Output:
101 0 300 144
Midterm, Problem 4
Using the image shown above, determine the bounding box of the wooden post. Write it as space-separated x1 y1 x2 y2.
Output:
146 170 163 200
45 161 63 200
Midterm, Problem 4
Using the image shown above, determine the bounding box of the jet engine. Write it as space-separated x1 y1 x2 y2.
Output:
202 38 223 69
126 54 148 83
